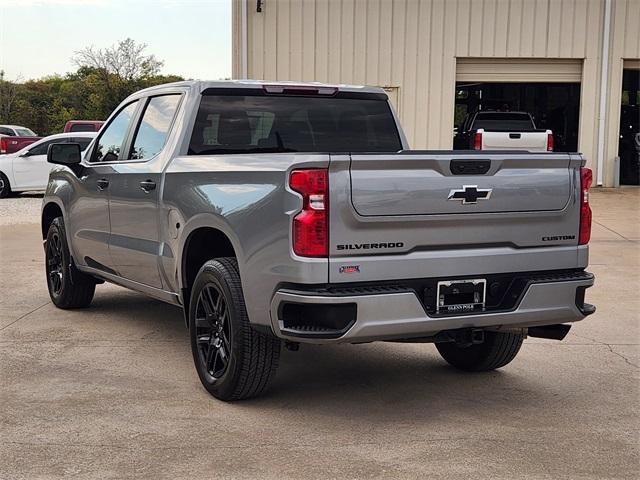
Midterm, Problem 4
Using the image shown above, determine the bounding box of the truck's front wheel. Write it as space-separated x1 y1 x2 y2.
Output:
435 331 525 371
189 258 281 401
45 217 96 308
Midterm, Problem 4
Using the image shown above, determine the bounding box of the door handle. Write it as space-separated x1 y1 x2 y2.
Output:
96 178 109 190
139 180 156 193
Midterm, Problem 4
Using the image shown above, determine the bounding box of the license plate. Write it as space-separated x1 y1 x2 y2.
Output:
436 279 486 313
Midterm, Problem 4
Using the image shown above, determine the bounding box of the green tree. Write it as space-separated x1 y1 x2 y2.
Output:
0 70 21 124
0 39 183 135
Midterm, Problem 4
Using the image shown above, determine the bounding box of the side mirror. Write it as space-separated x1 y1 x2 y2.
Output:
47 143 81 166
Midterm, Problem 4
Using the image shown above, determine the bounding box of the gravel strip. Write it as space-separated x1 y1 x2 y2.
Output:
0 194 44 226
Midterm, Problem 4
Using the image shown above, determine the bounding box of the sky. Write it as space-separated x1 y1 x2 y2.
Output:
0 0 232 82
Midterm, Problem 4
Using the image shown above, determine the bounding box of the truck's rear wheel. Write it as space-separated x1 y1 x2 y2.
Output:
45 217 96 308
189 258 281 401
435 331 525 371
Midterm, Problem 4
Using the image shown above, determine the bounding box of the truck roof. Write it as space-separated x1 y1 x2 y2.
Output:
133 79 387 96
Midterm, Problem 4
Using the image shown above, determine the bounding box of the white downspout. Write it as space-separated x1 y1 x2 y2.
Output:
240 0 248 79
596 0 612 186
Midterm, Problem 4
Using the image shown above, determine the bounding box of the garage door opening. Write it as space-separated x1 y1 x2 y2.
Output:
453 82 581 152
618 68 639 185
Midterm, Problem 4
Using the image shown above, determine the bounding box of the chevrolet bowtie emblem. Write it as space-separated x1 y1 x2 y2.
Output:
448 185 492 204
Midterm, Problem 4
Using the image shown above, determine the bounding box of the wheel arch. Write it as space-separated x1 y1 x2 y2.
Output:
41 201 65 240
179 224 240 325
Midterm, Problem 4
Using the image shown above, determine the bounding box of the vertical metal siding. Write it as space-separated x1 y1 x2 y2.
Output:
234 0 640 185
603 0 640 186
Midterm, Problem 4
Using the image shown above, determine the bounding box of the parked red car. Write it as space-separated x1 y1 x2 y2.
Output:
63 120 104 133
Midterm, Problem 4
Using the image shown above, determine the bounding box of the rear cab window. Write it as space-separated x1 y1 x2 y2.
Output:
472 113 535 131
188 89 402 155
69 124 96 133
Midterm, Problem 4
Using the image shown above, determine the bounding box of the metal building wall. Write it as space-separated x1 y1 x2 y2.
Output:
605 0 640 186
233 0 640 186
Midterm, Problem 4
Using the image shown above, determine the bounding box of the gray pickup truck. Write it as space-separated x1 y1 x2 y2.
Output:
42 80 595 401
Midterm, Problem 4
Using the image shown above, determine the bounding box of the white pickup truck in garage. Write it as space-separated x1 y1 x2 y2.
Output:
454 111 554 152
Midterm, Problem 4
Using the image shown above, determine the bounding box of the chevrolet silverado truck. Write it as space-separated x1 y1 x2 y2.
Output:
454 111 554 152
41 81 595 401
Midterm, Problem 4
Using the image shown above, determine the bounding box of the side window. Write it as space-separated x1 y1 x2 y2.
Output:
129 95 181 160
92 101 138 162
72 138 94 151
0 127 14 136
26 139 57 156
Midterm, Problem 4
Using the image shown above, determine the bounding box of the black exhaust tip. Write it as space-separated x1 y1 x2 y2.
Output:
528 324 571 341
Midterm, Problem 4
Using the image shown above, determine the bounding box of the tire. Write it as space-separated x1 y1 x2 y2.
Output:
0 172 11 198
45 217 96 308
189 258 281 401
436 331 525 372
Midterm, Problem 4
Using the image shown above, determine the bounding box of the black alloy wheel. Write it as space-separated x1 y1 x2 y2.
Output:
44 217 95 308
188 258 281 401
194 283 232 380
46 230 64 296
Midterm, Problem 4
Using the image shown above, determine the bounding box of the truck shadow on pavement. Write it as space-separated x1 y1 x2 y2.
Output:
88 288 548 419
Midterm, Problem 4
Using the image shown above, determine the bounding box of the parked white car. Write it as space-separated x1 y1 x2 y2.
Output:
0 132 95 198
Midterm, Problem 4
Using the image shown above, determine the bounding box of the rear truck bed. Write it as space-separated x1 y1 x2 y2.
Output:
268 151 594 343
0 136 41 155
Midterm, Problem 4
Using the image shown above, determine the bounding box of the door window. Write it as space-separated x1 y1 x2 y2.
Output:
92 101 139 162
25 139 58 156
72 137 94 151
129 95 181 160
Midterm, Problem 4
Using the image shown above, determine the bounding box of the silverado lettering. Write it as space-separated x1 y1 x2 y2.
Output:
337 242 404 250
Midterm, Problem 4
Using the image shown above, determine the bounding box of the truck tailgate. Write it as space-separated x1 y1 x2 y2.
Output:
328 152 584 283
481 130 550 151
349 153 571 215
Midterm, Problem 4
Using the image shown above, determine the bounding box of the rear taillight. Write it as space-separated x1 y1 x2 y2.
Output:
0 138 7 154
579 167 592 245
547 132 554 151
473 131 482 150
289 169 328 257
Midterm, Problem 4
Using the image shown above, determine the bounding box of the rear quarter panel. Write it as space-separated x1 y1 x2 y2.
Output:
162 153 330 327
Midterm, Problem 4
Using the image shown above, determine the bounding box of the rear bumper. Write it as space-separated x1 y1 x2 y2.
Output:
269 271 595 344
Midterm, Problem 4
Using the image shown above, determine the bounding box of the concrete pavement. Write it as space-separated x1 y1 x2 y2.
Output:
0 188 638 479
